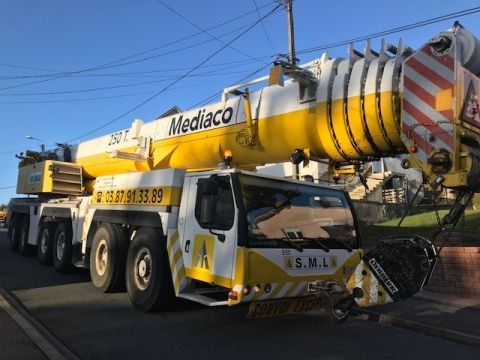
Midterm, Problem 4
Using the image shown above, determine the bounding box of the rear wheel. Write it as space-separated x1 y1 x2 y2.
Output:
90 223 128 293
126 227 174 312
37 222 54 265
53 221 73 273
18 217 33 256
8 215 20 251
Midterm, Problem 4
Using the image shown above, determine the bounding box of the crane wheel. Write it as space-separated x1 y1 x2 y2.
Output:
126 227 174 312
18 216 34 256
37 222 54 265
8 215 20 251
52 221 73 273
90 223 128 293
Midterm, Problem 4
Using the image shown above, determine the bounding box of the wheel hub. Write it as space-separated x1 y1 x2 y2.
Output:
134 247 152 291
56 233 65 260
40 229 49 253
95 239 108 276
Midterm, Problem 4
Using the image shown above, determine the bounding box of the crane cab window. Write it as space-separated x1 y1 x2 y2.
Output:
195 176 235 230
238 174 358 249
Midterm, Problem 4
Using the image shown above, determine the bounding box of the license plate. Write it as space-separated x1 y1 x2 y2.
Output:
247 297 323 319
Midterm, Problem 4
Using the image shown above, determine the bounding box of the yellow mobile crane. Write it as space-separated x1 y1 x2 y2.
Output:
8 22 480 320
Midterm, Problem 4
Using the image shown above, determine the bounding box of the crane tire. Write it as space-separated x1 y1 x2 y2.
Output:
37 222 54 265
90 223 128 293
126 227 174 312
18 216 34 256
8 215 20 251
52 221 73 273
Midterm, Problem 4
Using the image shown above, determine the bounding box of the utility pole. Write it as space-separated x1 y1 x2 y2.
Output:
286 0 300 179
286 0 296 68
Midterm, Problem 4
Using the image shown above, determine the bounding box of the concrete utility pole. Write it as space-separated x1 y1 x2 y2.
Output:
286 0 296 67
285 0 300 179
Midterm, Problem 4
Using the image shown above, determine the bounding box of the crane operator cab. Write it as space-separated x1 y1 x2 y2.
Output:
172 170 435 321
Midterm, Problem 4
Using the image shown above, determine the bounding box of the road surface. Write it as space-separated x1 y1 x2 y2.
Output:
0 229 477 360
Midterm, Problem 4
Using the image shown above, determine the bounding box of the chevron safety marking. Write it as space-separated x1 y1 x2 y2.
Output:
167 230 188 295
402 43 455 163
346 260 392 307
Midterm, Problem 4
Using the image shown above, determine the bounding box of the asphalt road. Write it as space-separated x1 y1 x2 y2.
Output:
0 228 478 360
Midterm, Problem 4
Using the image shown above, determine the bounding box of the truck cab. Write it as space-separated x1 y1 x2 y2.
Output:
169 169 363 316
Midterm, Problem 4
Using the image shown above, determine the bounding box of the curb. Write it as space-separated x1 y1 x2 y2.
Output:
352 307 480 348
0 285 80 360
413 292 480 311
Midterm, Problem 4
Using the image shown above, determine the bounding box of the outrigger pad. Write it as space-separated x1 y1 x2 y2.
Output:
363 236 437 301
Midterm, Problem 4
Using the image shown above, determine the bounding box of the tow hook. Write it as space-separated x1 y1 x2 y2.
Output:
307 281 363 323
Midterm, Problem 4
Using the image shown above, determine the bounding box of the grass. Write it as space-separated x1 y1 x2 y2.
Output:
360 209 480 248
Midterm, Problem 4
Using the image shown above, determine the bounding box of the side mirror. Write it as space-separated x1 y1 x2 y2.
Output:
199 195 216 228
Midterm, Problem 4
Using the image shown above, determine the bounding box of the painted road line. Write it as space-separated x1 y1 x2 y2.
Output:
0 286 80 360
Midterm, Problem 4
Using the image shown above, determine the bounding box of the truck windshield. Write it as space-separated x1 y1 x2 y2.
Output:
238 174 358 249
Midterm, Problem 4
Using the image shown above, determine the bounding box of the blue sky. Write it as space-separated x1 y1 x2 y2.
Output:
1 0 480 203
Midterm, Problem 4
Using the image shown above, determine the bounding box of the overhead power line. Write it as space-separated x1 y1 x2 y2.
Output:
297 6 480 55
187 63 271 110
0 57 270 80
0 68 262 97
253 0 277 53
157 0 268 65
66 3 283 143
187 6 480 111
0 73 264 104
0 1 277 85
0 22 253 91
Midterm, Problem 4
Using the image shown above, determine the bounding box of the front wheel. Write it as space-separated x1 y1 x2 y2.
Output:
52 221 73 273
126 227 174 312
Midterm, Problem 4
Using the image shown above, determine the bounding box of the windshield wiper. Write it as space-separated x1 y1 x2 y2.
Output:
304 237 353 252
329 237 353 252
277 237 304 252
302 237 331 253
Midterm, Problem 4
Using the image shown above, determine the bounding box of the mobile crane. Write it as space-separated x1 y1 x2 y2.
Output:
7 23 480 321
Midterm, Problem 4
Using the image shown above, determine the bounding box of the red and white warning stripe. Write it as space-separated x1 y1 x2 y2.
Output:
402 43 455 163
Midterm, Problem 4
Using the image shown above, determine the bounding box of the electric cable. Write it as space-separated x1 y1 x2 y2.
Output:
157 0 269 65
297 6 480 55
65 3 283 143
0 68 262 97
0 1 278 83
253 0 277 53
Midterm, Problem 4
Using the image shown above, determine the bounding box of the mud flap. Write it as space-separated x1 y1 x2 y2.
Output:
347 236 437 306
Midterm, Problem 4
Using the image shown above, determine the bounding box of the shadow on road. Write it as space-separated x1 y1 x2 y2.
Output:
0 230 90 291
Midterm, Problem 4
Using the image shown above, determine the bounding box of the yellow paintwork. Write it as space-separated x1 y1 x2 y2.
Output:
17 160 82 195
91 185 182 206
347 95 376 154
228 247 363 305
330 98 361 158
346 260 392 306
73 145 151 179
380 90 404 149
69 90 406 181
435 88 453 112
364 93 394 152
